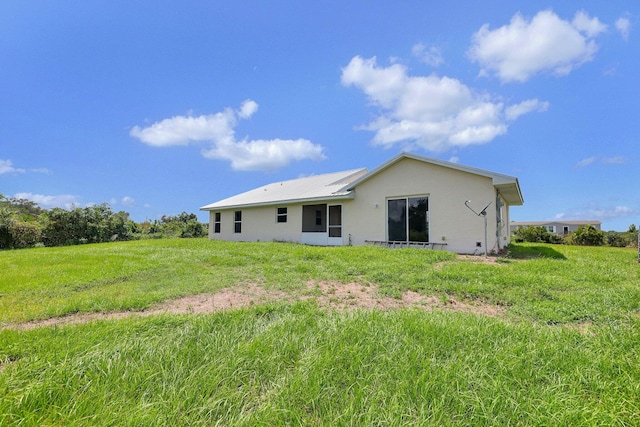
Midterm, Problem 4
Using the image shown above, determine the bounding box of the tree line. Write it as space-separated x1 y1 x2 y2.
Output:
513 224 638 248
0 194 207 250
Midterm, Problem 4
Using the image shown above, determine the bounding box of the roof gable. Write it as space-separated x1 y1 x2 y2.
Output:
347 152 524 205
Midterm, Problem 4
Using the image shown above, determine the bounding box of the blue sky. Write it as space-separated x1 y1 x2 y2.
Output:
1 1 637 231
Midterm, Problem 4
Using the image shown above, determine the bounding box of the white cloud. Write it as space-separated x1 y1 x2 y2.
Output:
0 159 51 175
575 156 597 168
29 168 52 174
341 55 547 152
615 16 631 41
554 204 636 221
238 99 259 119
412 42 444 67
130 100 325 171
469 10 606 82
505 99 550 120
575 156 627 167
130 109 236 147
602 156 627 164
202 138 325 172
12 193 80 210
572 10 607 37
121 196 136 207
0 159 25 174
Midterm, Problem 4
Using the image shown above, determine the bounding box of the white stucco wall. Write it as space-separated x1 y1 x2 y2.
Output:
342 157 508 254
209 205 303 243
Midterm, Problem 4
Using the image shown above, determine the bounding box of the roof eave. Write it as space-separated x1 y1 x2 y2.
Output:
200 192 355 211
495 179 524 206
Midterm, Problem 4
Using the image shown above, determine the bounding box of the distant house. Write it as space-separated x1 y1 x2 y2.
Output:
201 152 524 254
510 220 602 236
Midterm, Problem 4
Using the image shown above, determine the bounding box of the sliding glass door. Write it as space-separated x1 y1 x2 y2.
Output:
387 197 429 242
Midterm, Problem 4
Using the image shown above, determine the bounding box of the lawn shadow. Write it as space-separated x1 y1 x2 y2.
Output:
506 244 567 260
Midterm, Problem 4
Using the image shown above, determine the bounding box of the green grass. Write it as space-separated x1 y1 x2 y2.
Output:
1 240 639 425
0 239 456 324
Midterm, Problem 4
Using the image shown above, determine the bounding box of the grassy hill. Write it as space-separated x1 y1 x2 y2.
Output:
1 240 639 425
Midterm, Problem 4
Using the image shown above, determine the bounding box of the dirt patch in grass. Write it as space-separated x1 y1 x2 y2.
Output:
4 280 505 331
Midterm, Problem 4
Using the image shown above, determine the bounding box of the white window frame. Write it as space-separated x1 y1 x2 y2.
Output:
276 207 287 223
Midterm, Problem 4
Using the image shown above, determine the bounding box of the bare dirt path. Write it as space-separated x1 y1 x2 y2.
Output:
4 280 505 331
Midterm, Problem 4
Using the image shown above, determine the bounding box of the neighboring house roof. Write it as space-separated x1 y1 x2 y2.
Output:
200 168 368 210
511 220 602 226
346 152 524 206
201 152 524 211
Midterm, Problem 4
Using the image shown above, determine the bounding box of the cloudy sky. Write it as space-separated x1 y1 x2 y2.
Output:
1 1 637 230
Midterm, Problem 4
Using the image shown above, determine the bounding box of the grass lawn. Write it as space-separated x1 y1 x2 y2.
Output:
1 239 639 425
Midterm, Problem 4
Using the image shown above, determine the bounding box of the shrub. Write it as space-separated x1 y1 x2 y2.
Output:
513 226 562 244
568 224 605 246
605 231 629 248
9 221 43 248
159 212 206 238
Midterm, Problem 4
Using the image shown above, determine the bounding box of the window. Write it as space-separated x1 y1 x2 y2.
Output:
277 207 287 223
234 211 242 233
547 225 556 233
387 197 429 242
214 212 221 233
563 226 569 235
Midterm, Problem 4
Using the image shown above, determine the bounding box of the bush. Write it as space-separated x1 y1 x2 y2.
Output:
159 212 206 238
513 226 562 244
605 231 629 248
10 221 43 248
567 224 605 246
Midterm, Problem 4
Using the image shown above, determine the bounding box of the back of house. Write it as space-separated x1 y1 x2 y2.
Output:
201 153 524 254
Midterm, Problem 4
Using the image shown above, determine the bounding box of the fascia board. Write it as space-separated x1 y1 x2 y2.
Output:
200 192 355 211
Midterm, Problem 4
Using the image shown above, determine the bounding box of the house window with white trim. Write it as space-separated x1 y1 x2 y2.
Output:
214 212 221 233
277 207 287 223
234 211 242 233
547 225 556 233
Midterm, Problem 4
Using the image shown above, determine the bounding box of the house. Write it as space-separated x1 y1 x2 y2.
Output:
510 220 602 236
201 152 524 254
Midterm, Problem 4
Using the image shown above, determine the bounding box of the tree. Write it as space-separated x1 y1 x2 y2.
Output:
0 206 13 249
0 196 44 248
0 199 199 250
158 212 206 238
41 204 133 247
